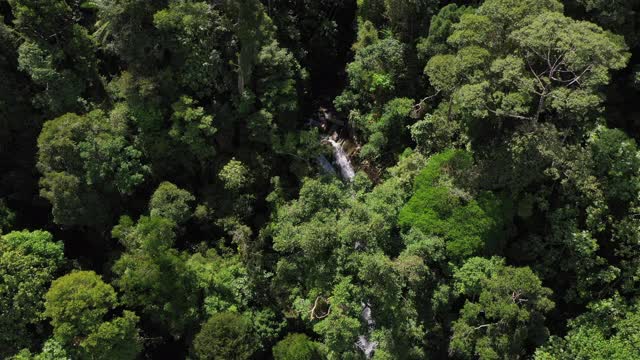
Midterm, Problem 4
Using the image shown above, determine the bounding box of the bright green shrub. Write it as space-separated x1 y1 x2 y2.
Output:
399 149 511 259
272 333 322 360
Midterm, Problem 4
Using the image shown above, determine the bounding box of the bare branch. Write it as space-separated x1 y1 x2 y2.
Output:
473 323 496 331
310 296 332 320
486 106 534 121
411 90 441 119
566 65 592 87
527 58 547 94
414 90 442 109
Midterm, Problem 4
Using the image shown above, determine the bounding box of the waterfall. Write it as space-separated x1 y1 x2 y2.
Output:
356 302 378 358
326 138 355 181
316 155 337 176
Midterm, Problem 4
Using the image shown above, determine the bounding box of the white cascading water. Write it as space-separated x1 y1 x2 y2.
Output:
356 303 378 358
326 138 355 181
322 131 373 355
316 155 337 176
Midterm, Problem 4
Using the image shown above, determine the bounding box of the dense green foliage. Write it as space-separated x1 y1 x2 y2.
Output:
399 150 512 259
3 0 640 358
0 231 63 357
193 312 257 360
43 270 141 359
272 333 323 360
